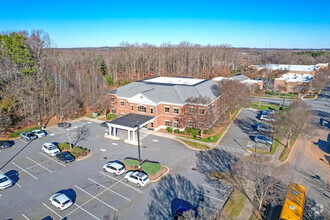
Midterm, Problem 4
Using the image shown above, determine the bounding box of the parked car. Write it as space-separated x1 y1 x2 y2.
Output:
103 161 125 175
0 173 13 190
0 141 14 150
260 114 275 122
100 121 110 127
33 129 46 138
56 152 75 163
254 135 273 145
124 171 149 187
49 193 73 211
20 132 37 141
262 109 275 115
257 124 274 133
57 122 71 128
42 143 60 156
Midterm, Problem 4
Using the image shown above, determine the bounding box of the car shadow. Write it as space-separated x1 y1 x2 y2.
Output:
234 117 259 135
171 198 194 217
41 217 53 220
56 189 77 203
4 170 19 185
313 134 330 154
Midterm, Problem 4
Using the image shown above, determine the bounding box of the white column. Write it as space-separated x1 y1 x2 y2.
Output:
110 126 112 137
132 130 136 142
128 130 131 141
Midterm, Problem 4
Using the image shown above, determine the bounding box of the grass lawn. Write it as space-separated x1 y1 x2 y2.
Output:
123 158 140 167
247 139 280 155
249 102 279 111
10 126 41 138
141 162 161 175
223 189 247 218
180 140 209 150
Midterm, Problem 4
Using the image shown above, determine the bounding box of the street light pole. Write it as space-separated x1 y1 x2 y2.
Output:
135 122 142 167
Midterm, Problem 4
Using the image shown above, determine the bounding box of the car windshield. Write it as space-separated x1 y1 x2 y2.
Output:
143 177 148 181
27 133 34 137
63 154 71 159
49 146 57 151
62 200 71 205
119 167 124 171
0 177 9 183
36 131 43 134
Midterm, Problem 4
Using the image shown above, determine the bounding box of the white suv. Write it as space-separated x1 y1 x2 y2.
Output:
103 162 125 176
125 171 149 187
0 174 13 190
49 193 73 211
33 129 46 138
42 143 60 156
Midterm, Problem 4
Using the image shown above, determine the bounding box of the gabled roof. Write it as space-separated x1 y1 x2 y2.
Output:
113 77 220 105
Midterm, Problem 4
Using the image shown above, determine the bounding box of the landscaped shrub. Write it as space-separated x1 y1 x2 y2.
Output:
184 127 192 134
174 129 180 134
58 143 71 151
123 158 140 167
106 113 117 120
203 128 215 135
70 146 87 158
141 162 161 175
166 127 172 133
191 129 200 137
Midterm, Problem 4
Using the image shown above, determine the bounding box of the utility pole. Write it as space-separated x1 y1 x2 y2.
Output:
37 96 43 129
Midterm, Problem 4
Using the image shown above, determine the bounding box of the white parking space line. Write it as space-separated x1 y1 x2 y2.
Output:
42 203 63 219
19 139 28 144
11 162 38 180
74 185 118 211
39 152 66 167
88 178 131 201
22 213 30 220
73 204 100 220
100 172 143 193
202 184 227 192
26 157 53 173
198 192 225 202
186 200 219 212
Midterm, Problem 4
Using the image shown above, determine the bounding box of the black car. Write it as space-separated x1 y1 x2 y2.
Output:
56 152 75 163
0 141 15 150
100 121 110 127
57 122 72 128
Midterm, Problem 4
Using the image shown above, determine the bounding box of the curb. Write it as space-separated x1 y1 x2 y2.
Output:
149 166 170 183
279 134 301 164
175 139 210 151
75 151 93 161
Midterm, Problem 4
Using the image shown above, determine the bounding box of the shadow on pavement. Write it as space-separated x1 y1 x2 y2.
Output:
56 188 77 203
313 134 330 154
4 170 19 185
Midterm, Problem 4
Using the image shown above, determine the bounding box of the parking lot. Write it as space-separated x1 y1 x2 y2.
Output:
218 108 272 153
0 120 229 220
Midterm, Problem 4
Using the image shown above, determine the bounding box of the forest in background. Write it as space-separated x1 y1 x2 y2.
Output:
0 30 329 132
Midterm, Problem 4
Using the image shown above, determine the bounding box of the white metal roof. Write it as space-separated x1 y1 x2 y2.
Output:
254 64 317 72
276 73 313 82
144 77 204 85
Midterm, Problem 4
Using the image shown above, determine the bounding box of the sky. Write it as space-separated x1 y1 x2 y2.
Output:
1 0 330 48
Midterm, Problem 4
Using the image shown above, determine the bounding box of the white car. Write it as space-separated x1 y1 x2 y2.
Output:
103 162 125 175
33 129 46 138
0 174 13 190
260 114 275 122
124 171 149 187
42 143 60 156
49 193 73 211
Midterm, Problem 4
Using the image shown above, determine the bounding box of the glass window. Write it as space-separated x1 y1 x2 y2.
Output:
199 108 205 115
174 121 179 128
150 108 153 114
138 105 146 113
165 120 170 126
110 97 114 102
165 107 170 113
174 108 179 114
150 123 154 127
131 105 134 111
120 100 124 107
188 120 194 127
189 106 194 114
111 108 115 114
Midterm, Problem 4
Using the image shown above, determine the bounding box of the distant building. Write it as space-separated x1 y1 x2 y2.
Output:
274 73 313 92
252 64 318 75
109 77 222 130
316 63 328 70
213 73 263 89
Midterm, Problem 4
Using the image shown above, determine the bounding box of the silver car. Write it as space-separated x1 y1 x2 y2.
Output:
254 135 273 145
0 174 13 190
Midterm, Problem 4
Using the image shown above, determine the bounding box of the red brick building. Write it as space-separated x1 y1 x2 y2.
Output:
109 77 222 131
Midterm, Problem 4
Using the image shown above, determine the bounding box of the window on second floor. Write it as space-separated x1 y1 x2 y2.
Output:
120 100 124 107
199 108 205 115
174 108 179 114
150 107 154 114
110 97 115 103
138 105 146 113
188 120 194 128
131 105 134 111
189 106 195 114
164 107 170 113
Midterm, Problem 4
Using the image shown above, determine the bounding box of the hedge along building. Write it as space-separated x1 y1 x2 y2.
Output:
108 77 223 132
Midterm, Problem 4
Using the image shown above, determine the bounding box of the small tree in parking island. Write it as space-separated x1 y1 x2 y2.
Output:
273 99 314 148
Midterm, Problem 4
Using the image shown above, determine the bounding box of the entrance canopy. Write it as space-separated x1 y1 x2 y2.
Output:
104 113 154 145
107 113 154 131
